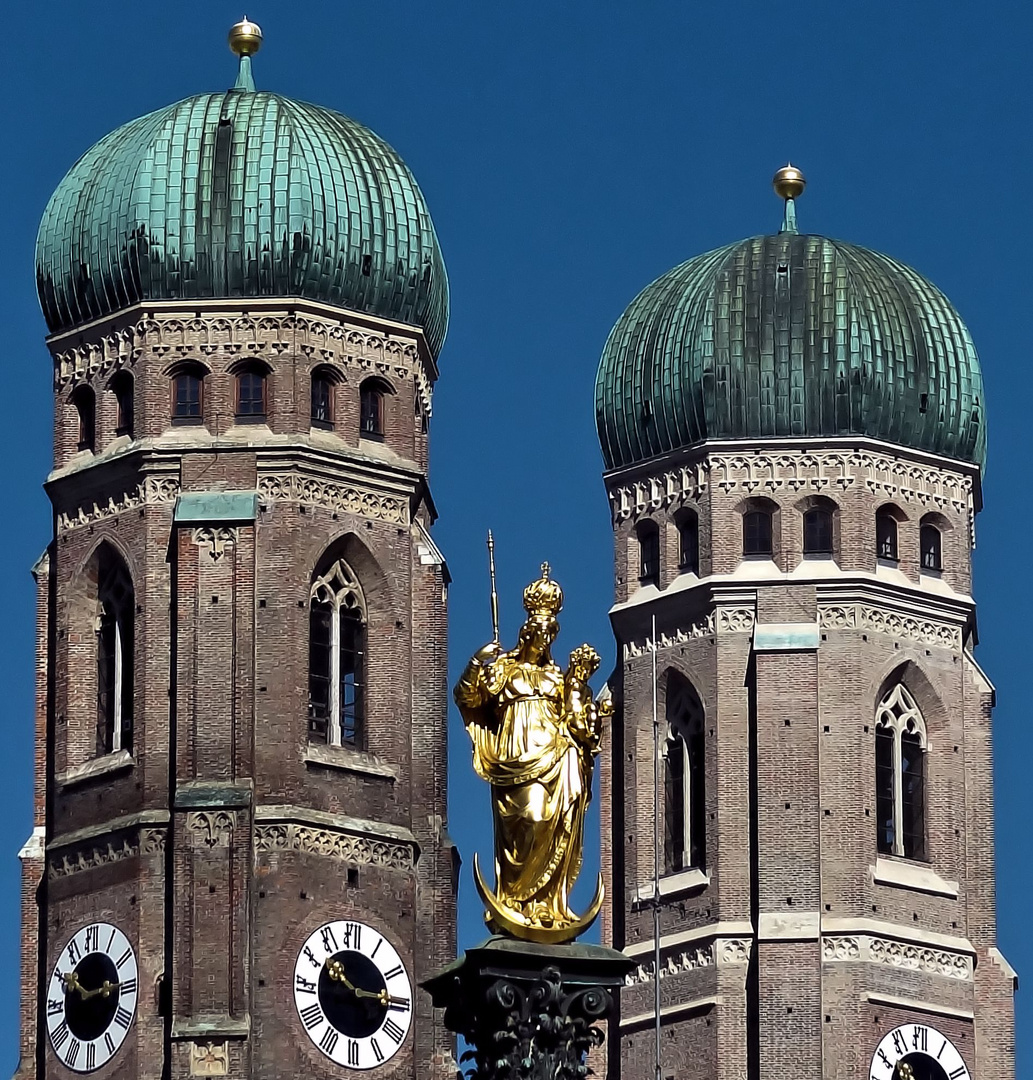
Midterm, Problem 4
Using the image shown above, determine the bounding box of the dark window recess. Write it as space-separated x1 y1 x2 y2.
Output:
638 523 659 585
236 371 267 419
113 375 134 437
664 734 685 873
338 612 365 748
74 387 96 451
96 556 133 757
920 524 942 571
360 386 383 437
875 726 895 855
308 600 333 741
900 733 926 860
742 510 772 556
311 375 334 429
803 508 833 554
172 372 203 422
361 254 372 276
678 513 699 574
308 599 365 749
876 512 898 561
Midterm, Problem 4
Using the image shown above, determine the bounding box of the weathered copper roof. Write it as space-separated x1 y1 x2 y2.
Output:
595 233 985 470
36 70 448 354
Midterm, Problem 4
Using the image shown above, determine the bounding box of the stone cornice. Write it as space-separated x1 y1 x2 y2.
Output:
47 299 437 414
606 440 980 524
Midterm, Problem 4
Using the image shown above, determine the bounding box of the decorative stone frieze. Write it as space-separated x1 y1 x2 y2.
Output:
51 310 434 414
623 607 754 660
719 939 752 966
48 834 139 881
255 821 415 871
625 944 714 986
821 934 972 981
819 604 962 649
258 472 409 525
609 448 974 523
141 828 166 855
56 476 180 533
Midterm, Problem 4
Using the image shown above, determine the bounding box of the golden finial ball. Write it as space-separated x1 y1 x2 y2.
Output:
773 164 806 200
229 16 263 57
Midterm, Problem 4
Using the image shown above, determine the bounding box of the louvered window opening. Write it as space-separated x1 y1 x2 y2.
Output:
803 508 833 555
743 510 772 556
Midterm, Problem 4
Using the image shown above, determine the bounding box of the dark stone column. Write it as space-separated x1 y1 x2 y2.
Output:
423 937 634 1080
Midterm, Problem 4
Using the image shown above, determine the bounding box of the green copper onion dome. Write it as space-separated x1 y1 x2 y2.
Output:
595 173 985 470
36 22 449 356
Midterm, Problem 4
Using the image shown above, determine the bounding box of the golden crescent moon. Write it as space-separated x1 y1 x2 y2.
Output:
473 853 604 945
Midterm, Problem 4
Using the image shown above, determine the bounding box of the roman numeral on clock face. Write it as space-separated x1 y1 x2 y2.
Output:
912 1026 928 1052
319 1027 339 1055
383 1018 405 1044
121 977 138 996
347 1040 359 1066
47 999 63 1017
371 1037 384 1063
66 1039 80 1068
114 1006 133 1030
84 925 99 953
51 1022 70 1051
382 964 403 980
300 1003 324 1030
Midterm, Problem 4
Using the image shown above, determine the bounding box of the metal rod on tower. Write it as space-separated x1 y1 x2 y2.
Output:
487 530 500 643
651 613 662 1080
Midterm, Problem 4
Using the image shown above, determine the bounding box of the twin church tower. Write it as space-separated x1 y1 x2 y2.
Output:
17 20 1014 1080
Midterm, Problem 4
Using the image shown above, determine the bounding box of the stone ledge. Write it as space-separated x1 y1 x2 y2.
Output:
48 810 170 851
821 916 973 955
303 742 397 780
872 856 959 899
864 991 973 1021
633 867 709 905
171 1016 250 1040
619 995 720 1030
175 782 253 809
55 750 134 790
623 920 754 959
255 804 416 847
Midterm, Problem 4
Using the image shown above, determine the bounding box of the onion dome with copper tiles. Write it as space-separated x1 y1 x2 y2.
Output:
36 19 449 356
594 166 985 471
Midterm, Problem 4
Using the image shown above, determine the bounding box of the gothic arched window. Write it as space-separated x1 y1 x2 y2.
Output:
637 521 660 585
677 510 699 574
72 385 96 452
803 507 833 555
875 683 926 860
876 508 899 562
171 365 205 424
96 548 134 756
664 674 705 873
309 559 366 748
920 520 942 572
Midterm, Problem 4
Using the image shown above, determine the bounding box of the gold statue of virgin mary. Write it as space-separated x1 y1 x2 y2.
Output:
454 563 611 943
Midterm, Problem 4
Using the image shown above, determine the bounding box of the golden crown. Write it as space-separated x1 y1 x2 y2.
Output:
523 563 564 618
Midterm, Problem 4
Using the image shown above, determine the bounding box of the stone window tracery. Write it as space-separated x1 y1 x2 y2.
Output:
308 559 366 749
96 550 134 756
664 674 705 873
875 683 926 860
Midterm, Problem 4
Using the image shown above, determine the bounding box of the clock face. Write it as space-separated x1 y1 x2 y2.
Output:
46 922 139 1073
293 920 413 1070
870 1023 969 1080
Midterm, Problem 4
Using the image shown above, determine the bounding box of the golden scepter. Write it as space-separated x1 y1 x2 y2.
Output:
487 531 500 643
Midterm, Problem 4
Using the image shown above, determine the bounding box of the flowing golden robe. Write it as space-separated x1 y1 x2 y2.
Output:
455 651 592 926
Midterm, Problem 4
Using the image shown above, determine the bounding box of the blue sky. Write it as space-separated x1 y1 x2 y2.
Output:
2 0 1030 1071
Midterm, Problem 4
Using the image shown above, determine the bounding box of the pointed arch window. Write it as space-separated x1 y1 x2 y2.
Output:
96 550 134 756
309 559 366 748
311 370 335 430
664 675 706 873
875 683 926 860
360 381 384 438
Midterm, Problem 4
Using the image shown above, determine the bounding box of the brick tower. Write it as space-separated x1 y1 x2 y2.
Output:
17 20 455 1080
594 171 1016 1080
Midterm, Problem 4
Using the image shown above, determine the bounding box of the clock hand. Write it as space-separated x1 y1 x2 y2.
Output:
80 979 122 1001
61 971 88 999
324 959 356 991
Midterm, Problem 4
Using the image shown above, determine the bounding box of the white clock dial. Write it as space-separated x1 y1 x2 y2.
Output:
46 922 139 1073
870 1023 969 1080
293 920 413 1070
